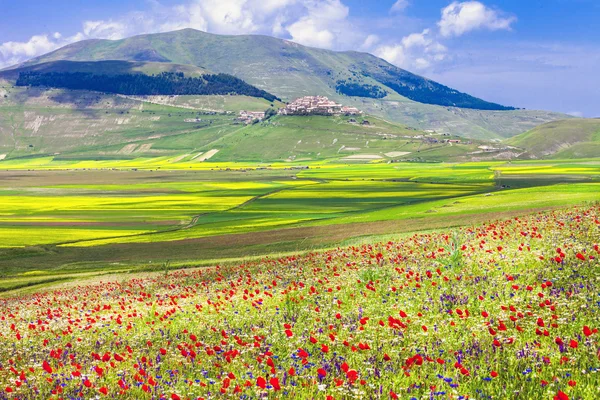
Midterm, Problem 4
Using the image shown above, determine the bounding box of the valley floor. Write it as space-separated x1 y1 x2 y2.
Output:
0 158 599 294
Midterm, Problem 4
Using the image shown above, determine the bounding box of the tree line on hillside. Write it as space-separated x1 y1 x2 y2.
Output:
364 68 516 111
16 71 280 102
335 80 387 99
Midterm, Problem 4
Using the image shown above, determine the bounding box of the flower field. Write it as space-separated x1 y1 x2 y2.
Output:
1 206 599 399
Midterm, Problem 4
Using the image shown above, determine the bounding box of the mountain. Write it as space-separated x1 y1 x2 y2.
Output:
16 29 510 110
507 119 600 158
6 29 570 139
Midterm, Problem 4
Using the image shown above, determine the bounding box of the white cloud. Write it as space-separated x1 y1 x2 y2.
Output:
83 20 128 40
414 57 431 69
375 29 447 71
360 34 379 50
438 1 516 37
287 19 336 48
285 0 353 49
157 4 208 32
192 0 257 34
391 0 410 13
374 44 406 67
0 34 77 68
402 29 431 49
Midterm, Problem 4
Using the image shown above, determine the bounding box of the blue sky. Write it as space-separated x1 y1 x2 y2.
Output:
1 0 598 116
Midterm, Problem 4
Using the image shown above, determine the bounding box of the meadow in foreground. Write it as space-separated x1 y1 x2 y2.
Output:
0 206 599 399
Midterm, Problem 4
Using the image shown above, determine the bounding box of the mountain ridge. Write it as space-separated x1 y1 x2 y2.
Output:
15 28 513 110
2 28 572 139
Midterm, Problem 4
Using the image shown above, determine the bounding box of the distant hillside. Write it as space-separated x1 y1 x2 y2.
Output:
507 119 600 158
0 60 210 79
0 84 498 163
3 29 571 139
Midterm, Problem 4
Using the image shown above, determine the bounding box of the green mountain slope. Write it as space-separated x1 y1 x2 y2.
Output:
7 29 570 139
507 119 600 158
0 84 495 163
0 60 210 79
0 84 274 160
3 60 279 102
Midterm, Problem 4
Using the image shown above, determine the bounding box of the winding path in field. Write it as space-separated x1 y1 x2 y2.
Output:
55 179 325 246
182 185 300 229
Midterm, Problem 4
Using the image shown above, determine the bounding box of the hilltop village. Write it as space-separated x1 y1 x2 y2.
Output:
238 96 361 124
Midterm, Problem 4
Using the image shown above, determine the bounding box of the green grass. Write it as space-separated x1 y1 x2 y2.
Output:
0 158 598 291
507 118 600 158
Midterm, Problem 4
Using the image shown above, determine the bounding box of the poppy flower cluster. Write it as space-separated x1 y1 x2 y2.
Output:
0 206 599 399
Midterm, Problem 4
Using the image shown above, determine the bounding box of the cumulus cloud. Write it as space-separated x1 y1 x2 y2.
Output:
360 34 380 50
0 33 82 69
374 44 406 67
83 20 127 40
285 0 354 48
438 1 516 37
390 0 410 13
374 29 447 71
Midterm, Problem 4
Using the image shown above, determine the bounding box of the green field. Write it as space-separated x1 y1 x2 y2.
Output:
1 157 599 294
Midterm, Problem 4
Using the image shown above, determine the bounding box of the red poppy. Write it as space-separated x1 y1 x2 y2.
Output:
554 390 569 400
256 377 266 389
270 377 281 391
42 360 52 374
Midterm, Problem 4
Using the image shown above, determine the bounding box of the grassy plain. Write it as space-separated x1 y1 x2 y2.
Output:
0 157 599 295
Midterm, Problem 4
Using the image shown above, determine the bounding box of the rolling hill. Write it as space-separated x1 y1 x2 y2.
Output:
0 83 504 163
3 29 570 139
507 119 600 158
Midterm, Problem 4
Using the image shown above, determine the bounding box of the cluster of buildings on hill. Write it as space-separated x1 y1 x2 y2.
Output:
238 96 361 124
237 110 267 124
279 96 361 116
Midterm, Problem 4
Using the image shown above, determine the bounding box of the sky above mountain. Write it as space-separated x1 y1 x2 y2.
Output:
1 0 598 117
